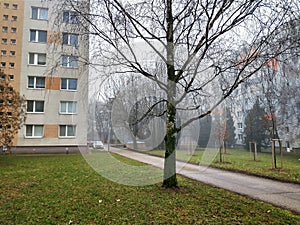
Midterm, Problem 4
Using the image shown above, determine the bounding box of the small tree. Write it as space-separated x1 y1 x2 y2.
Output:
212 109 227 162
0 70 26 150
244 98 270 152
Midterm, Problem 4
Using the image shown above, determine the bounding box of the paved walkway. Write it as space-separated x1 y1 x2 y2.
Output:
109 147 300 213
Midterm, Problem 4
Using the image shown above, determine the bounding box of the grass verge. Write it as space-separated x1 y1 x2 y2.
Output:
0 154 299 224
147 148 300 184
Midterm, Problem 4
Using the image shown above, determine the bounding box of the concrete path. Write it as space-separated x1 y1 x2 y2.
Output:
109 147 300 214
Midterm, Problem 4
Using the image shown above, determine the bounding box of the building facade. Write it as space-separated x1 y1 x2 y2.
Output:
0 0 89 153
231 59 300 150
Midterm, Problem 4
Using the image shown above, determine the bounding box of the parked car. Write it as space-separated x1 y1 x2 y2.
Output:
93 141 104 149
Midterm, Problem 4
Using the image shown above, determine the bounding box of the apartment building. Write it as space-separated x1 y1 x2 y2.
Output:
231 59 300 150
0 0 89 153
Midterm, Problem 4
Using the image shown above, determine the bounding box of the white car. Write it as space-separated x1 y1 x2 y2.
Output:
93 141 104 149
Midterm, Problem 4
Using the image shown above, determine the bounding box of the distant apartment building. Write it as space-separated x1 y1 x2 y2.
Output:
0 0 89 153
231 57 300 150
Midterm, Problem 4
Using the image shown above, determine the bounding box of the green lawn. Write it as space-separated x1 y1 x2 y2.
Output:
147 148 300 183
0 154 299 224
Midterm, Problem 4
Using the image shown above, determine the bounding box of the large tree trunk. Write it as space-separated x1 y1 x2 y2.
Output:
162 0 177 188
163 100 177 187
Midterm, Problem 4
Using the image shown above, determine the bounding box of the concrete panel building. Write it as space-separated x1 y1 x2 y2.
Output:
0 0 89 153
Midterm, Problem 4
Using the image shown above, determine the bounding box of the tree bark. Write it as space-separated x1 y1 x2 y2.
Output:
163 101 177 187
163 0 177 188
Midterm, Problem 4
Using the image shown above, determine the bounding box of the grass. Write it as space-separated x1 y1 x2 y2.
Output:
147 148 300 183
0 153 299 224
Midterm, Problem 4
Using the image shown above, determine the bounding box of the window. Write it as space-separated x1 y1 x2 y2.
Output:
28 76 45 88
1 62 6 68
63 11 79 23
26 125 43 137
29 53 46 65
2 39 7 44
238 123 243 129
8 87 13 92
7 112 12 117
9 75 14 80
238 134 243 140
30 30 47 43
10 39 16 44
32 7 48 20
12 4 18 10
62 55 78 68
27 100 44 113
1 50 7 56
62 33 78 46
7 99 12 105
3 15 8 20
60 101 77 114
0 86 3 92
10 51 15 56
59 125 76 137
0 75 5 80
61 78 77 90
0 100 3 105
9 63 14 68
285 126 289 132
4 3 9 9
0 124 11 131
11 27 17 33
0 112 2 117
12 16 17 21
2 26 8 32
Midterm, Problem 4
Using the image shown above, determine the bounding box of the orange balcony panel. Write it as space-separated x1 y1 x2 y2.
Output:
44 124 58 138
46 77 60 90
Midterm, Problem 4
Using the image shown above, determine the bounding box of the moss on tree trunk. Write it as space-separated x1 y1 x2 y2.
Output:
163 102 177 188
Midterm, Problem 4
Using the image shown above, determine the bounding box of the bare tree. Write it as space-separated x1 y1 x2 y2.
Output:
212 109 227 162
280 52 300 149
60 0 299 187
257 53 300 167
0 70 26 151
274 20 300 150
